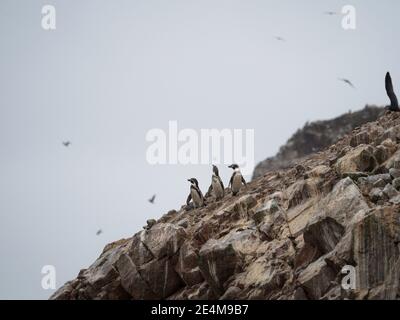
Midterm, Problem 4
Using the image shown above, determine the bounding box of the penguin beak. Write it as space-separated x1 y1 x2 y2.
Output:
187 179 192 182
228 165 233 168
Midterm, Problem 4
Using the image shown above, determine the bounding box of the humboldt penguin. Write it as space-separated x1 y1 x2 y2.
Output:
385 72 400 112
186 178 205 208
209 165 225 201
228 164 247 196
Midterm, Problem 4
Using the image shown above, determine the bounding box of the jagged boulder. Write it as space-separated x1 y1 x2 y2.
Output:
198 240 239 295
116 253 157 299
240 256 292 299
175 242 204 286
336 145 378 175
303 217 345 255
128 232 154 266
313 178 369 227
353 212 400 299
357 174 392 196
140 223 187 259
227 238 295 299
297 256 336 300
198 229 259 295
138 256 184 298
285 179 316 209
386 149 400 169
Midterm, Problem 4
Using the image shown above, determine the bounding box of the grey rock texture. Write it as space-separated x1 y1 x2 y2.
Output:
51 111 400 300
253 105 384 179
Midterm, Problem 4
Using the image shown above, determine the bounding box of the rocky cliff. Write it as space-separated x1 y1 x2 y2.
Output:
253 105 384 179
51 111 400 300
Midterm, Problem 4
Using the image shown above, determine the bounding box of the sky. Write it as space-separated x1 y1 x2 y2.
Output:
0 0 399 299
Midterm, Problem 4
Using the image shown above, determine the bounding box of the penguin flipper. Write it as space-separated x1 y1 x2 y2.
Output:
205 184 213 198
219 177 225 190
186 194 192 206
229 175 234 189
386 72 399 111
241 176 247 186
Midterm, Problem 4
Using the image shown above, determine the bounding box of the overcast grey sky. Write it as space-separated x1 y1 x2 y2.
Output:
1 0 399 299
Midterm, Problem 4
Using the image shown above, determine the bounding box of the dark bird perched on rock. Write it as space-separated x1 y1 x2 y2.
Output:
228 164 247 196
148 194 156 204
62 141 71 147
186 178 205 208
338 78 355 89
385 72 399 112
208 165 225 201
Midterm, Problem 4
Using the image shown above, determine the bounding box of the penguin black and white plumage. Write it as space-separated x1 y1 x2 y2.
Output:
228 164 247 196
385 72 400 112
209 165 225 201
186 178 205 208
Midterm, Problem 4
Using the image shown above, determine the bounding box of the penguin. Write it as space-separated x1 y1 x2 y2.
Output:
186 178 205 208
385 72 400 112
209 165 225 201
228 164 247 196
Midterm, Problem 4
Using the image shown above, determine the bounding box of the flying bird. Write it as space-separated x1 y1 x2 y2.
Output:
96 229 102 236
385 72 400 112
324 11 338 15
148 194 156 204
62 141 71 147
274 36 286 42
338 78 356 89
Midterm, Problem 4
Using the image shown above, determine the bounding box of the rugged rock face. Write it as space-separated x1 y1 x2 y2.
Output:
51 111 400 300
253 105 384 179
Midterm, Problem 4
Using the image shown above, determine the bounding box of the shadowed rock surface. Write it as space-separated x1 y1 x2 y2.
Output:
51 111 400 300
253 106 384 179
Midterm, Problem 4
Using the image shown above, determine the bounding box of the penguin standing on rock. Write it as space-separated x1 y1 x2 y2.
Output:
209 165 225 201
186 178 205 208
228 164 247 196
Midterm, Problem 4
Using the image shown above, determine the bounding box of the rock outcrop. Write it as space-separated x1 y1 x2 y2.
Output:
253 106 384 179
51 111 400 300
